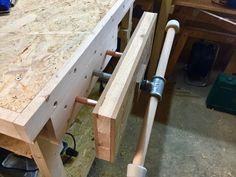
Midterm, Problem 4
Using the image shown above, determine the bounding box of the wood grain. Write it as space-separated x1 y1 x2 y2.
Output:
0 134 31 158
93 12 157 162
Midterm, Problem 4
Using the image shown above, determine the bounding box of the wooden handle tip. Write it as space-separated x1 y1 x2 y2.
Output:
166 20 180 33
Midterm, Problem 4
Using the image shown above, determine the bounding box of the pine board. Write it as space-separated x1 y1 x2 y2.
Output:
93 12 157 162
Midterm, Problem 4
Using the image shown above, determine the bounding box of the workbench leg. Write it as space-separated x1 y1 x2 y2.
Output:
147 0 173 79
29 137 66 177
119 5 133 51
225 48 236 74
166 30 189 77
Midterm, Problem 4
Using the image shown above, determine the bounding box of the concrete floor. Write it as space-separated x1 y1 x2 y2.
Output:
88 70 236 177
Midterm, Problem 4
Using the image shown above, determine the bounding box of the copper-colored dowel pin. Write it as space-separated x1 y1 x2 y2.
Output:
106 50 123 58
75 96 98 107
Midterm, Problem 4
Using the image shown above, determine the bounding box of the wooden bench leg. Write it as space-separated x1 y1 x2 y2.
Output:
29 137 66 177
166 30 189 77
147 0 173 79
225 48 236 74
119 5 133 51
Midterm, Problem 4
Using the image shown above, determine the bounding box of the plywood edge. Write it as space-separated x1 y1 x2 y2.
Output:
12 0 134 143
93 12 157 161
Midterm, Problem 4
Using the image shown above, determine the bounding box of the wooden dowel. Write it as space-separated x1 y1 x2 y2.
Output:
75 96 97 107
106 50 123 58
155 28 177 77
133 97 158 166
132 20 179 166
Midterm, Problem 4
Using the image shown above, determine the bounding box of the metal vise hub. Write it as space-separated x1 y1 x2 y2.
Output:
140 76 165 101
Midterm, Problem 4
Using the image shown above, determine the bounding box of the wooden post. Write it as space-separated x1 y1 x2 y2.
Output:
147 0 173 79
225 49 236 74
166 30 189 76
119 5 133 51
29 137 66 177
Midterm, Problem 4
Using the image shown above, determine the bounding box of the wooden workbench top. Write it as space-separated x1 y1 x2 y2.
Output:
0 0 116 113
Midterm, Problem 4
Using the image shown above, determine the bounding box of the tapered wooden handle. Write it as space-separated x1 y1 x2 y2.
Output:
133 20 180 166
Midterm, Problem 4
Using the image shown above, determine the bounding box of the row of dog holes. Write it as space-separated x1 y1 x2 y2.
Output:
53 65 88 109
53 48 107 109
74 68 88 79
53 101 67 110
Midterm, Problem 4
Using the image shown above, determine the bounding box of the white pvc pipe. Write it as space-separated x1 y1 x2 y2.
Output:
127 20 180 177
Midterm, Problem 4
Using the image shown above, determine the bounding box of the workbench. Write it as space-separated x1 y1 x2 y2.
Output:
0 0 134 176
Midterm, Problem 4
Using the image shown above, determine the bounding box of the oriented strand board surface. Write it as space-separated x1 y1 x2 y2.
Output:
0 0 116 113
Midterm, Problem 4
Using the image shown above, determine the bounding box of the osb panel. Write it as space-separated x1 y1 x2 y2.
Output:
0 0 117 113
